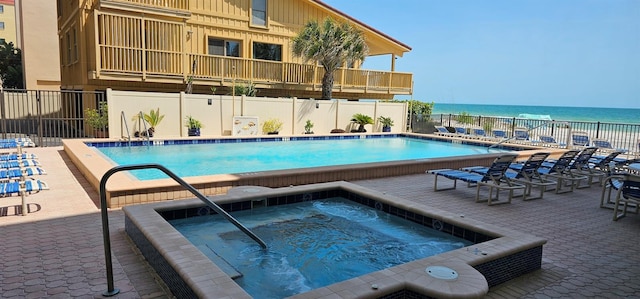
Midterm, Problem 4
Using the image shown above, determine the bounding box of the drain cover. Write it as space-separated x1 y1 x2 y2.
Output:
426 266 458 280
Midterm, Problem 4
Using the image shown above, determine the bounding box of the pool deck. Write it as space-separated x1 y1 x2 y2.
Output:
1 146 639 298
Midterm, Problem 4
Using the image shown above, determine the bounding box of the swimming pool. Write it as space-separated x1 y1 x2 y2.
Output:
64 133 539 208
171 197 472 298
92 135 509 180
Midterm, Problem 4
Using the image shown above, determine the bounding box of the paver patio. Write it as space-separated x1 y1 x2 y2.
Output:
0 147 638 298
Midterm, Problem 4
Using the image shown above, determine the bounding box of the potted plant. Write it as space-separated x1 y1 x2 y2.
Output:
262 118 283 135
378 116 394 132
351 113 374 133
304 120 314 134
132 108 165 137
185 115 203 136
84 102 109 138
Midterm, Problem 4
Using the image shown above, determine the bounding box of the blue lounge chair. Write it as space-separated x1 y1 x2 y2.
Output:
465 152 554 200
609 174 640 221
562 147 605 186
591 138 627 154
0 167 47 181
429 154 525 205
434 126 454 136
454 127 468 137
519 150 582 193
0 179 49 216
0 140 36 148
571 131 590 147
513 127 530 144
492 129 508 139
471 128 488 139
0 160 40 169
0 153 39 161
538 135 566 148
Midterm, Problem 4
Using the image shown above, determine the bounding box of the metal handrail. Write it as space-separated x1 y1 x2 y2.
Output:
137 111 150 146
120 111 131 147
99 163 267 296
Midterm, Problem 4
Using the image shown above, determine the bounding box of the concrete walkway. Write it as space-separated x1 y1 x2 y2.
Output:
1 147 639 298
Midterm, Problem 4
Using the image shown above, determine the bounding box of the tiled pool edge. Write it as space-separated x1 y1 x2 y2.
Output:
63 134 553 208
123 182 547 299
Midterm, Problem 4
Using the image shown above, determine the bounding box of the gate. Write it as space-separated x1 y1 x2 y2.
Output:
0 89 106 147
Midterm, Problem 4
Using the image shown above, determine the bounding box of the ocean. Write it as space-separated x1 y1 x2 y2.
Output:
432 103 640 124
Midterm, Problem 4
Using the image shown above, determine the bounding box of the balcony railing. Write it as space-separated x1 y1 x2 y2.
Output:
102 0 189 11
96 47 413 95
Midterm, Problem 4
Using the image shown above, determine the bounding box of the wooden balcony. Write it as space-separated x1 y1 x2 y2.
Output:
94 48 413 97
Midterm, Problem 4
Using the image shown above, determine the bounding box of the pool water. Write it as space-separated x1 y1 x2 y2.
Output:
169 198 472 298
95 137 506 180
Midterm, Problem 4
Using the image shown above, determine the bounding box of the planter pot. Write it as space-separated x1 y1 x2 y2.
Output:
95 130 109 138
188 128 201 136
267 132 279 135
382 126 391 132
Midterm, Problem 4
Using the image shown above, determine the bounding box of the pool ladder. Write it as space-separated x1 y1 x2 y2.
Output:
98 163 267 296
120 111 131 147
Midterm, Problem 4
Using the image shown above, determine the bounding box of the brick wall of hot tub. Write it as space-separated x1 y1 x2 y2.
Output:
126 189 544 297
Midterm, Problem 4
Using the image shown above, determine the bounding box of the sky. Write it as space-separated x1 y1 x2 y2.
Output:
321 0 640 108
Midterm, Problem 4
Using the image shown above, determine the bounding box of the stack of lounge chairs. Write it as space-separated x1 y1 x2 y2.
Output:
428 154 527 205
0 138 49 216
427 149 610 206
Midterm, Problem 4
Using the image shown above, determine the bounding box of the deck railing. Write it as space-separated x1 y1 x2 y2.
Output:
96 47 413 94
104 0 189 11
430 113 640 155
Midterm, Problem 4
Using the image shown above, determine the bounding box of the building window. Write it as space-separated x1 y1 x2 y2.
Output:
251 0 266 26
208 38 240 57
66 32 71 64
253 42 281 61
73 28 78 62
0 38 5 44
0 5 4 13
0 22 4 30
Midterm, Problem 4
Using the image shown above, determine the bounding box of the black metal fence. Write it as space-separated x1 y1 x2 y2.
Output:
0 89 106 147
2 90 638 153
427 113 640 154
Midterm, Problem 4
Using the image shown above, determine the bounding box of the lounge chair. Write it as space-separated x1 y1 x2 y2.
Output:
571 131 591 148
434 126 454 136
492 129 508 140
0 140 36 148
0 167 47 182
538 135 566 148
591 138 627 154
454 126 469 137
464 152 554 200
0 153 39 161
564 147 604 186
0 160 41 169
532 150 585 193
429 154 526 205
470 128 489 140
606 173 640 221
513 127 530 144
0 179 49 216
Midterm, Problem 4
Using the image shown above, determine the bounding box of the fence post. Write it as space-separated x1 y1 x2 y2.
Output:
0 87 5 140
596 122 601 138
36 91 43 146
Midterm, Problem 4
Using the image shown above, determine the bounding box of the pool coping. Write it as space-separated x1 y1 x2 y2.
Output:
123 181 547 298
63 133 559 208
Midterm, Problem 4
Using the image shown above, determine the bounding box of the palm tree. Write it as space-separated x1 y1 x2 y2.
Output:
292 17 369 100
351 113 374 132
